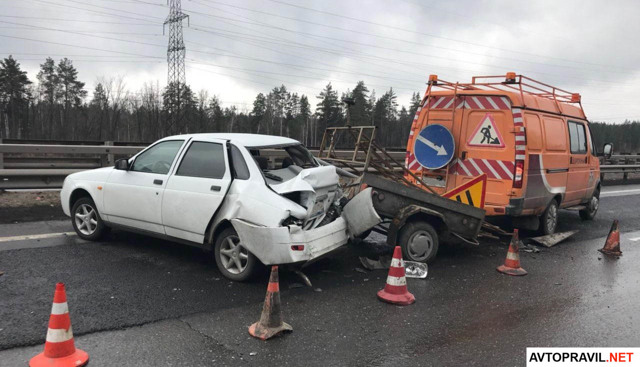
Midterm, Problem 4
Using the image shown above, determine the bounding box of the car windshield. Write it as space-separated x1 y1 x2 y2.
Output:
250 144 318 183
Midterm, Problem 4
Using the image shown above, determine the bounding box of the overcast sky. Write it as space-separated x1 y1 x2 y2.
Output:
2 0 639 122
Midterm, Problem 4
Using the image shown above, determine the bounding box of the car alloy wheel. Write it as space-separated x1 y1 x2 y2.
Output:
74 203 98 236
219 234 249 275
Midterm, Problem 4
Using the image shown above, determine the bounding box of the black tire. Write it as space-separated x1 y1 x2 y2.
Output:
579 189 600 220
214 227 260 282
398 221 439 263
539 199 559 235
71 197 107 241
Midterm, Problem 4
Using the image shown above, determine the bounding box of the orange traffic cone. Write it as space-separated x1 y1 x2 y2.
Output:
497 229 527 276
599 219 622 256
249 266 292 340
30 283 89 367
377 246 415 305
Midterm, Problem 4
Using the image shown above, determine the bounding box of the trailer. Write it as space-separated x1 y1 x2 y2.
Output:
317 126 488 263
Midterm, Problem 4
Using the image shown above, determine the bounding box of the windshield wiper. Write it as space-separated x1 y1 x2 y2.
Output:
264 172 283 182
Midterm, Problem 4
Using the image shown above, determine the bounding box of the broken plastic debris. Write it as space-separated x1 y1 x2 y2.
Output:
529 230 578 248
358 256 391 270
404 261 428 279
354 267 368 274
249 352 257 356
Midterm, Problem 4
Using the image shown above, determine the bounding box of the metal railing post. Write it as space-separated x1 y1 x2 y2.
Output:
103 141 114 167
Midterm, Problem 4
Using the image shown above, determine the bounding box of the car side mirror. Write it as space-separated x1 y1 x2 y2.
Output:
115 158 130 171
602 143 613 159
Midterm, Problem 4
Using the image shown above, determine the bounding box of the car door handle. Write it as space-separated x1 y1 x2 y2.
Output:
153 179 163 185
210 185 221 192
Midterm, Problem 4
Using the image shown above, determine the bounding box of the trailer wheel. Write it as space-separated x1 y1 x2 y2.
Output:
398 221 439 263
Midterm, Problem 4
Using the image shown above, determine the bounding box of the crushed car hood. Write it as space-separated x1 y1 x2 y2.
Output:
269 165 339 194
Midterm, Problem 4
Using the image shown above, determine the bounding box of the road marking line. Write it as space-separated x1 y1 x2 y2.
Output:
0 232 76 243
630 237 640 242
601 188 640 196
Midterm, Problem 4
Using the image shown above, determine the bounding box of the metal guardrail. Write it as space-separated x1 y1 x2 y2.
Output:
0 143 401 189
0 142 638 189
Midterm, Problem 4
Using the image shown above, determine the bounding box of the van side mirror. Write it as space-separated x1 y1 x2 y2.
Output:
115 158 130 171
602 143 613 159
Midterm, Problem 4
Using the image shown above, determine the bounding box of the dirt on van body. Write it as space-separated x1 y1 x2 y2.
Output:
0 191 66 224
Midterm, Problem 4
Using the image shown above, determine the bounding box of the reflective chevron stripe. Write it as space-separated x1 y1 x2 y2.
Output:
449 158 514 180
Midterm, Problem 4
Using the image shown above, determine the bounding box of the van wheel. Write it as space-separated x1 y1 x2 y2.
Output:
214 227 259 282
398 221 439 263
579 190 599 220
539 200 558 235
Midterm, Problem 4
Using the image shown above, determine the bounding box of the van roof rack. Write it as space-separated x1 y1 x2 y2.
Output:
426 73 584 113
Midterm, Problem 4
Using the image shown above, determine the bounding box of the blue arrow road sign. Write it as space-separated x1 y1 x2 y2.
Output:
413 124 455 169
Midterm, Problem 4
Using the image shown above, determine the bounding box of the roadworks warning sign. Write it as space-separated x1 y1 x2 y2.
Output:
443 174 487 208
467 113 505 148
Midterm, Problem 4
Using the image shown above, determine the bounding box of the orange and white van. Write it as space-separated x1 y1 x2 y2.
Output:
405 73 600 234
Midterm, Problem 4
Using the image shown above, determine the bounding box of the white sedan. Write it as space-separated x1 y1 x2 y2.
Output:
61 134 380 281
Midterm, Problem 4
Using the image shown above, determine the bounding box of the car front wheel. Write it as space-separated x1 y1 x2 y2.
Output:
71 197 107 241
214 227 260 281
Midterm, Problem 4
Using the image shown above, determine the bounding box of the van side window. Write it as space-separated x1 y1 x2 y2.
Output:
568 121 587 154
588 126 596 156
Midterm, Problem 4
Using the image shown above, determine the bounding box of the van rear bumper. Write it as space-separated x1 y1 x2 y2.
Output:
505 198 524 216
485 198 525 216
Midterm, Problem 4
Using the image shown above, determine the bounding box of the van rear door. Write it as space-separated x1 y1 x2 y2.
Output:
448 96 515 208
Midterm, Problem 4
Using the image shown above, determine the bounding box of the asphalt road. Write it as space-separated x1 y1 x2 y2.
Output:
0 185 639 366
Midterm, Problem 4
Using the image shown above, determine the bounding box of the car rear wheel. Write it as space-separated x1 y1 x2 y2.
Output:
214 227 259 281
579 190 599 220
539 200 558 235
398 221 439 263
71 197 107 241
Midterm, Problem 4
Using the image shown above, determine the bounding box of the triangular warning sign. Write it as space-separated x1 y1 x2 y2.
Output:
467 113 505 148
443 174 487 208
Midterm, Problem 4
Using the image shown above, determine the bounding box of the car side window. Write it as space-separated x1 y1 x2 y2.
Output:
568 121 587 154
131 140 184 174
230 144 250 180
176 141 226 179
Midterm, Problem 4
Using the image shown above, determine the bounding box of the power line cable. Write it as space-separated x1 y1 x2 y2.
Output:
264 0 632 70
201 0 620 76
185 2 635 86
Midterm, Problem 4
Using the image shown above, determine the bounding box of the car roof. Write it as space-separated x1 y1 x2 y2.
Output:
161 133 300 148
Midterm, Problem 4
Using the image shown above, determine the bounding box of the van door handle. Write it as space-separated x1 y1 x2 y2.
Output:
210 185 221 192
153 179 163 185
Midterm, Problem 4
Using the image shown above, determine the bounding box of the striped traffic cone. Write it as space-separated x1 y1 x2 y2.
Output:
377 246 415 305
497 229 528 276
599 220 622 256
249 266 293 340
30 283 89 367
